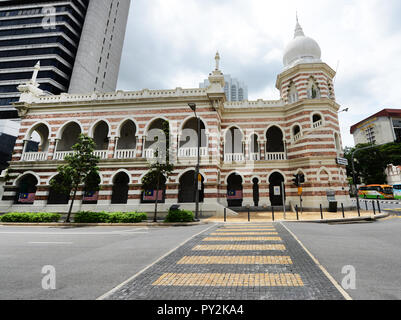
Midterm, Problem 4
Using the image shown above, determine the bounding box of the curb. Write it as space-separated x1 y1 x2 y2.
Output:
284 213 390 224
0 221 210 227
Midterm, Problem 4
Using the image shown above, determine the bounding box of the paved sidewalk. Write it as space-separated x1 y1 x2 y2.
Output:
102 223 346 300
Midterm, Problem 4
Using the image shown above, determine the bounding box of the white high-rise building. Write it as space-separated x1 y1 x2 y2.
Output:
200 74 248 102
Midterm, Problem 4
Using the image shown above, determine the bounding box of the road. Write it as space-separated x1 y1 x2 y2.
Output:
0 217 400 300
283 216 401 300
0 224 212 300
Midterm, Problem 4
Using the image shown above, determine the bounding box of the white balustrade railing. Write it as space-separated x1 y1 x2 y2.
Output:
178 147 208 158
93 150 108 159
22 152 48 162
224 153 245 162
265 152 286 161
144 148 156 159
313 120 323 129
54 151 75 160
250 153 260 161
294 132 302 142
115 149 136 159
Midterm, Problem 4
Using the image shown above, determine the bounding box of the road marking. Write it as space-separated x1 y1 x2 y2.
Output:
210 232 279 236
152 273 304 287
0 230 149 236
97 223 217 300
28 242 73 245
177 256 293 265
202 237 282 242
280 222 352 300
192 244 286 251
216 228 276 232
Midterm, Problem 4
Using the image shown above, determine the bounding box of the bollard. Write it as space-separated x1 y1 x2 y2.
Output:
224 208 227 222
341 203 345 218
377 200 381 214
320 204 323 220
372 201 376 215
272 206 275 222
365 200 368 211
295 205 299 221
248 207 250 222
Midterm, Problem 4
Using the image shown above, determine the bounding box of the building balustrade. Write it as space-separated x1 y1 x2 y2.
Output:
115 149 136 159
313 120 323 129
265 152 286 161
250 153 260 161
21 152 48 162
178 147 208 158
54 151 75 160
93 150 108 159
224 153 245 162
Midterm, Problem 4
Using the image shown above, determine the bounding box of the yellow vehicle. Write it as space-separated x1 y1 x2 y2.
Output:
358 185 394 200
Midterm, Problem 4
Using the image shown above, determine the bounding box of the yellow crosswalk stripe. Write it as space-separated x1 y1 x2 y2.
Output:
210 232 279 236
177 256 293 265
152 273 304 287
192 244 286 251
203 237 282 242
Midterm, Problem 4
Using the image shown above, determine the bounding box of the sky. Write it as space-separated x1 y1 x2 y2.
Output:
116 0 401 148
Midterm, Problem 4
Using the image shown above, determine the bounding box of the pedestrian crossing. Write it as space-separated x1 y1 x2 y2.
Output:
152 223 304 288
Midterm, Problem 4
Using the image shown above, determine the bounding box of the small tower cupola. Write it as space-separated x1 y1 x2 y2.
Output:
283 15 322 69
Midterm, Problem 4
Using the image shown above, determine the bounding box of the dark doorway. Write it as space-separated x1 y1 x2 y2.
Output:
269 172 285 206
252 178 260 207
178 170 204 203
15 174 38 204
227 173 243 207
48 175 70 205
111 172 130 204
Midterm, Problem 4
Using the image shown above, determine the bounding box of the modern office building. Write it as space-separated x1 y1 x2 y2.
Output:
350 109 401 146
0 0 130 172
0 0 130 117
200 73 248 102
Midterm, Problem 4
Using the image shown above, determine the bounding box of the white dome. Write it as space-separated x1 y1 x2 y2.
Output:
283 19 321 68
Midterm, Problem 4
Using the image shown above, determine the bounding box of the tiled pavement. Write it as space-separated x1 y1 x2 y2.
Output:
104 223 346 300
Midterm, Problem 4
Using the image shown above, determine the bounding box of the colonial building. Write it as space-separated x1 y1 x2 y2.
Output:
0 18 350 216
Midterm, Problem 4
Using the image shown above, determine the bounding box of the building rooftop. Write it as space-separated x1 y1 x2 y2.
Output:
350 108 401 134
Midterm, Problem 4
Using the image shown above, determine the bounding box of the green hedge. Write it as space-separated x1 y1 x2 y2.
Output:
73 211 148 223
164 209 194 223
0 213 61 223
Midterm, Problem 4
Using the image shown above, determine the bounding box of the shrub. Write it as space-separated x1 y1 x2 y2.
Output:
0 213 61 223
164 209 194 223
73 211 148 223
73 211 109 223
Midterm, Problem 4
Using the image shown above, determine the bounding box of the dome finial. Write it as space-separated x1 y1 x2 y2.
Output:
294 12 305 38
215 51 220 71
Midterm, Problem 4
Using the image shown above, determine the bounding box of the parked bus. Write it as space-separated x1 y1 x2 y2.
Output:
358 185 394 200
393 184 401 200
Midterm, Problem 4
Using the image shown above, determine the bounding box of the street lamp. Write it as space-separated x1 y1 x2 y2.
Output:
188 103 201 221
338 107 349 114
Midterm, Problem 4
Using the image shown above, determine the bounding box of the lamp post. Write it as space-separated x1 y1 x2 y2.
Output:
188 103 201 221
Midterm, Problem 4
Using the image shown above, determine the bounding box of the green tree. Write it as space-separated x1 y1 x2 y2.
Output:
344 142 401 185
142 120 174 222
50 134 100 222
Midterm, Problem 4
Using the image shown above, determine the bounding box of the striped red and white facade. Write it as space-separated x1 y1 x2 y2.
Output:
0 58 351 216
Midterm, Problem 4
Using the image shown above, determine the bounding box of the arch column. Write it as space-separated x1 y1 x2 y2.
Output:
260 140 266 160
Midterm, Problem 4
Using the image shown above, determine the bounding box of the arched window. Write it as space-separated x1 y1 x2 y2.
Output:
292 125 301 141
15 174 38 205
178 170 204 203
288 82 298 104
312 114 323 128
307 77 320 99
57 122 81 152
48 175 70 205
92 121 109 151
111 172 130 204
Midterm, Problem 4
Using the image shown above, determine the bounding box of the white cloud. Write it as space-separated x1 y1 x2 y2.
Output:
118 0 401 148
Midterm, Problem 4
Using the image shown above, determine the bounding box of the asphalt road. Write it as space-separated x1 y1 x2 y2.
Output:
284 217 401 300
0 224 213 300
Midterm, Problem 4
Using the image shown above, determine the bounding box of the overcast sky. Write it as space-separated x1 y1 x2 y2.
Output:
116 0 401 148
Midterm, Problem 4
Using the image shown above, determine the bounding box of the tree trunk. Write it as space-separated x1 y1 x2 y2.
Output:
153 173 160 222
66 186 78 223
